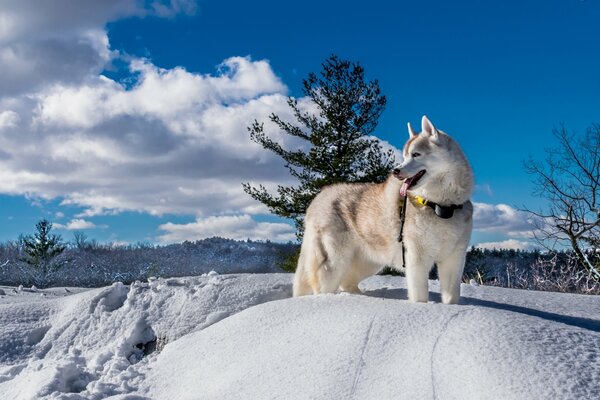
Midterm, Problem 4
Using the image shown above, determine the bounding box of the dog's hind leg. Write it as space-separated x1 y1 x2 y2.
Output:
339 259 379 294
437 249 467 304
339 275 362 294
314 233 349 294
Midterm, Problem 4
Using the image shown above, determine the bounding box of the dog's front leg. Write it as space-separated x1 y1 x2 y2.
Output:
404 243 431 303
437 249 467 304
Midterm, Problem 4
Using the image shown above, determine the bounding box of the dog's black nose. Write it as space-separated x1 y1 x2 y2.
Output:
392 167 401 176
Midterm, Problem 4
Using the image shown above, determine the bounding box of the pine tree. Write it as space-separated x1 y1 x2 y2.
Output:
243 55 395 238
20 219 66 278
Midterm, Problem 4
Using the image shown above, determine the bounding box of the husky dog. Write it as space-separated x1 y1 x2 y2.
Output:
293 116 474 304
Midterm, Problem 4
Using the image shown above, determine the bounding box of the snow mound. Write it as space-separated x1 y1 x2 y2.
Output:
0 274 291 399
146 294 599 400
0 274 598 400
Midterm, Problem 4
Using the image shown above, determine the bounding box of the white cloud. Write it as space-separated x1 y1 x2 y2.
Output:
0 110 19 129
473 202 538 238
35 57 288 135
476 239 538 251
54 218 104 230
0 1 196 96
157 215 296 243
0 56 307 217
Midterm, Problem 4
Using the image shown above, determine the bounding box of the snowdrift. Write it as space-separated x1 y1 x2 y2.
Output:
0 274 598 399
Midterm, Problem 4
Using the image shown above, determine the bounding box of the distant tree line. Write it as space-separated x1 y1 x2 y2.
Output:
0 219 597 294
0 220 296 288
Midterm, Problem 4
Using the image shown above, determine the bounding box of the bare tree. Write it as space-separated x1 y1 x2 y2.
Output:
72 231 89 250
524 124 600 281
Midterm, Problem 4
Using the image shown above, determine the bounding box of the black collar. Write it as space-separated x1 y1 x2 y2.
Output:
411 195 463 219
423 201 463 219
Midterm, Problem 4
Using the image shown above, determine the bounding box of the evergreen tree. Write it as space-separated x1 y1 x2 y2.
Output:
20 219 66 277
243 55 395 238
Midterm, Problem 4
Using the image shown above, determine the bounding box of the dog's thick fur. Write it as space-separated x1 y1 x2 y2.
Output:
293 116 474 304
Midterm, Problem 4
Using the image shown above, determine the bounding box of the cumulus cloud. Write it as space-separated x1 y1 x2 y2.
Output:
54 218 105 230
157 215 296 243
0 0 196 96
473 202 538 239
0 55 312 217
475 239 538 251
35 57 288 134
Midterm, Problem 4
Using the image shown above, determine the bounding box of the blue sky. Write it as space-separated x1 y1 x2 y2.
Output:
0 0 599 249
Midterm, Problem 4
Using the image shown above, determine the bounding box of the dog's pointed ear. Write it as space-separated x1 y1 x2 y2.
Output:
422 115 437 136
422 115 441 144
407 122 417 138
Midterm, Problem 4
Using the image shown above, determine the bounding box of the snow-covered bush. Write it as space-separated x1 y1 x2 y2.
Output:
497 253 600 295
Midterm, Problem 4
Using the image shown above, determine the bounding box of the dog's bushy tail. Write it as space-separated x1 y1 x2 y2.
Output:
293 226 326 296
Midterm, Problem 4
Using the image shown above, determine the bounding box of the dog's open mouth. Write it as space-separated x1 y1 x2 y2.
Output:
400 170 426 197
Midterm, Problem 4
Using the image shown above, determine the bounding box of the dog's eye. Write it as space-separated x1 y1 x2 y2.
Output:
412 152 421 158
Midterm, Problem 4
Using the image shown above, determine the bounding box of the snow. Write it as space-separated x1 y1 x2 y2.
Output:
0 274 598 399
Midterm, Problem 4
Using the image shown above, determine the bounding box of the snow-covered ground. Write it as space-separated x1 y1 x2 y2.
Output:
0 274 598 399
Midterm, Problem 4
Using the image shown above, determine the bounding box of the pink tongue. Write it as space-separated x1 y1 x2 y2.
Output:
400 177 414 197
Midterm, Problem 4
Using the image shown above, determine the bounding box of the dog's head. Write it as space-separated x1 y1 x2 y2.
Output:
392 115 457 197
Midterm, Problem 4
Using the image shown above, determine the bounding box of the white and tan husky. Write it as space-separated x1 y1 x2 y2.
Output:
293 116 474 304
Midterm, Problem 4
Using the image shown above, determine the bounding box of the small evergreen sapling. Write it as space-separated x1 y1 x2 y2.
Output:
243 55 395 238
19 219 66 285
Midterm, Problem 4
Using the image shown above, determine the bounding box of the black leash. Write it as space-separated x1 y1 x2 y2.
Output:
397 194 408 269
